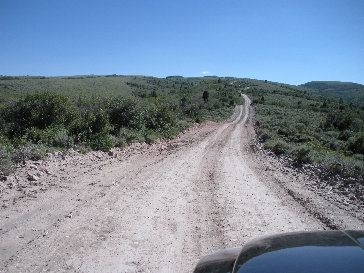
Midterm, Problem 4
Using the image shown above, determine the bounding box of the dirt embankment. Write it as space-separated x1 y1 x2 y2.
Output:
1 95 363 273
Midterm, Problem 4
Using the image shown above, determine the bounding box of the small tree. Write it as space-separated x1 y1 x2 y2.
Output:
202 90 209 102
348 134 364 155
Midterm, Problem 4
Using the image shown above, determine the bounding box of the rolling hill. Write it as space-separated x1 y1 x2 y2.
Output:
300 81 364 107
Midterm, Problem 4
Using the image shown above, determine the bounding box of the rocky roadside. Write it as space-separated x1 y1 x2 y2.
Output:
248 127 363 228
0 121 219 208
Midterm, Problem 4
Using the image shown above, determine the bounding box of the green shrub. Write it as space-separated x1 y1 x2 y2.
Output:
77 144 91 154
118 127 145 143
13 143 48 163
338 130 352 141
84 110 113 151
29 144 48 160
326 156 363 178
277 124 298 138
266 139 290 155
71 109 111 150
23 126 74 148
326 138 346 151
145 104 176 131
259 128 274 141
113 136 127 148
348 134 364 155
291 145 312 164
107 97 144 131
0 144 15 175
70 111 94 142
23 127 48 144
202 90 209 102
184 104 201 121
144 130 160 144
0 133 12 147
160 125 180 139
13 145 32 164
353 153 364 161
324 110 354 131
89 132 114 151
52 128 74 148
2 92 78 137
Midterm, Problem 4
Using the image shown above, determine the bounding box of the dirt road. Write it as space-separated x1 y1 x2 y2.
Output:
1 95 363 272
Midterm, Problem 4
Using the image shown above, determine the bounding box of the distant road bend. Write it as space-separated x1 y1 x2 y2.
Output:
1 94 362 272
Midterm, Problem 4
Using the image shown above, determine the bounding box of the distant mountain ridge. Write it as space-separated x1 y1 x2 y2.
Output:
300 81 364 107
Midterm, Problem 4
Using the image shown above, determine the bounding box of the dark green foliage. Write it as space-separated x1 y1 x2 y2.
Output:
202 90 209 102
117 128 145 144
259 128 274 142
89 132 114 152
324 110 354 131
348 134 364 155
2 92 78 137
88 110 114 151
52 128 74 148
107 97 144 131
292 145 312 164
267 139 290 155
145 103 176 131
71 110 113 151
23 126 73 148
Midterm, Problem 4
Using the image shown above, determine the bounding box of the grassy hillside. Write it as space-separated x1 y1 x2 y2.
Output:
0 75 145 103
0 75 235 103
301 81 364 107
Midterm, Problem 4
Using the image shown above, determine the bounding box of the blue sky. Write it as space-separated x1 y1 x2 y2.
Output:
1 0 363 85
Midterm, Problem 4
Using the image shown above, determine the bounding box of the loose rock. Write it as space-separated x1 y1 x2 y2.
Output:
28 174 39 181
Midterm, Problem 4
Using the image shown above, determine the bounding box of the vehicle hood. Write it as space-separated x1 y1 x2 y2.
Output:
233 230 364 273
